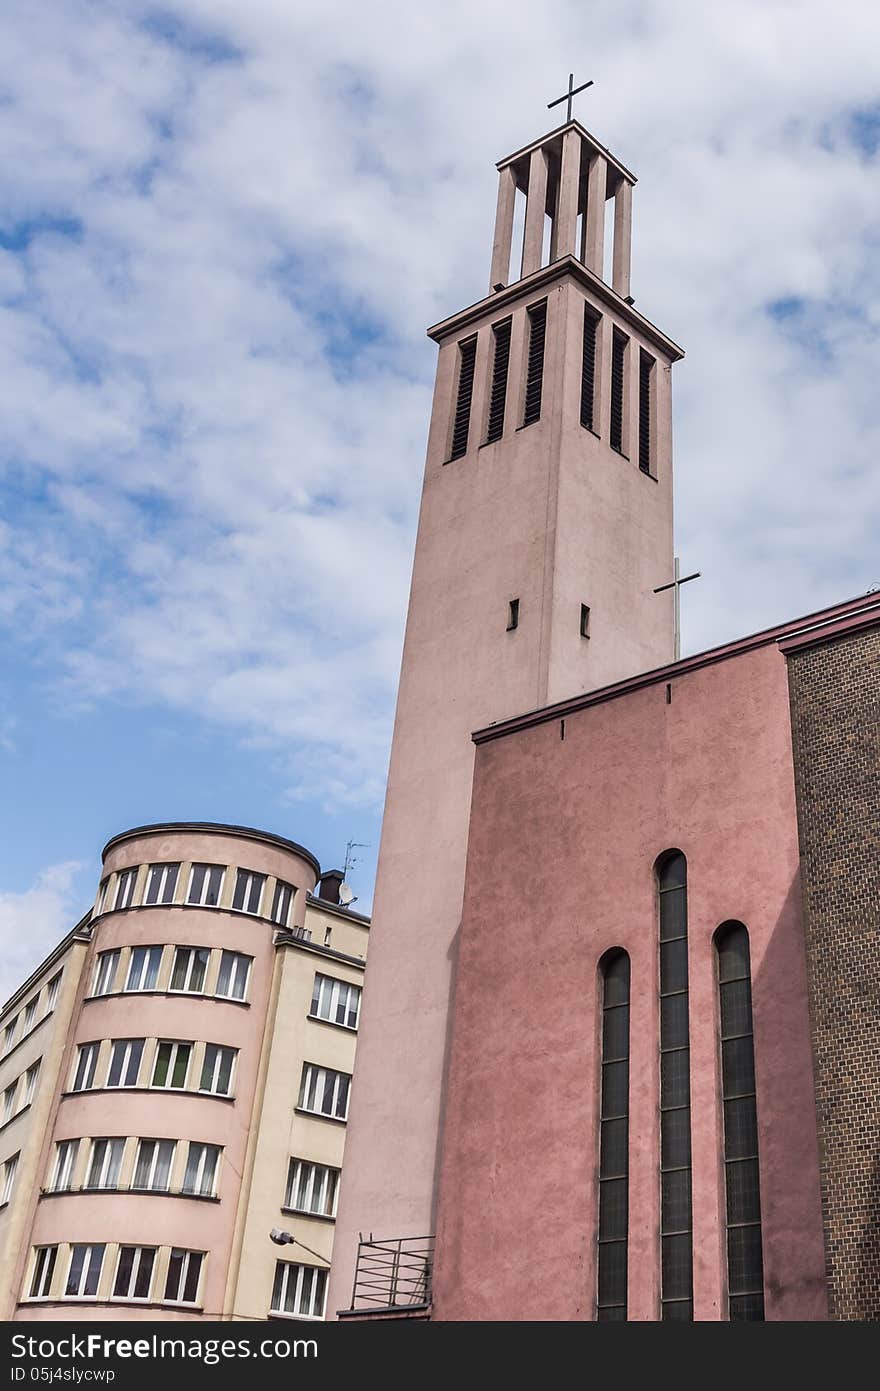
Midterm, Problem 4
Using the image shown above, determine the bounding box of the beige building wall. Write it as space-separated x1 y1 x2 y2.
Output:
228 897 368 1320
0 928 90 1318
2 822 368 1323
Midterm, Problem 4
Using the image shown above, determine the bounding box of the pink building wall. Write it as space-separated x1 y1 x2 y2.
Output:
432 635 828 1320
13 825 318 1321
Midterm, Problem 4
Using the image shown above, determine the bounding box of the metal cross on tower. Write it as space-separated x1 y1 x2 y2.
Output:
654 557 701 662
547 73 594 124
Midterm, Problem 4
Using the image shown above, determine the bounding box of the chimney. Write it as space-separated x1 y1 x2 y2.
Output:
316 869 344 905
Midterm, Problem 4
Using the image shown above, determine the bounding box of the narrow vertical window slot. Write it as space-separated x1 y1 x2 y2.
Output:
580 307 598 433
449 336 477 461
485 319 512 444
522 300 547 426
506 598 520 631
658 851 693 1321
580 604 591 638
639 350 654 475
597 950 630 1321
610 330 627 455
717 922 765 1321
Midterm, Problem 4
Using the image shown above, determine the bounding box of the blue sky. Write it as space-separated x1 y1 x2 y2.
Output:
1 0 879 998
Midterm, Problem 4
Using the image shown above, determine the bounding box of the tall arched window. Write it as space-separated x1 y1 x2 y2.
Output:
716 922 764 1321
597 950 630 1321
658 851 692 1320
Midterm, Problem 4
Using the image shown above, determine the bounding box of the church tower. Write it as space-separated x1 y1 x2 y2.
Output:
329 110 684 1313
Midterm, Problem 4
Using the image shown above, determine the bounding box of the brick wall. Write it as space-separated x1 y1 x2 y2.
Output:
786 623 880 1320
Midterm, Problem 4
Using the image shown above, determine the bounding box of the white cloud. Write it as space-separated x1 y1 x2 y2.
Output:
0 863 85 1005
0 0 879 811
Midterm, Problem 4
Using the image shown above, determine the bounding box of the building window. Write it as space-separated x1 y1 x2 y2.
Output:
638 350 654 475
271 1261 327 1319
144 862 180 906
133 1138 176 1192
298 1063 351 1121
485 318 512 443
610 329 627 455
164 1249 204 1305
310 974 361 1030
170 947 210 994
199 1044 236 1097
50 1139 79 1192
113 868 138 911
22 997 38 1034
124 945 163 993
1 1152 19 1205
107 1038 144 1089
45 972 62 1014
597 949 630 1321
85 1137 124 1190
581 305 598 432
3 1082 17 1121
522 300 547 426
188 864 225 908
717 922 765 1321
658 850 693 1321
29 1246 57 1299
113 1246 156 1301
151 1041 192 1090
285 1159 339 1218
95 879 111 915
232 868 266 915
580 603 591 639
2 1018 17 1055
507 598 520 632
23 1062 40 1107
271 879 295 927
91 949 120 997
449 335 478 461
65 1244 105 1299
72 1043 99 1093
182 1142 221 1197
216 951 251 1002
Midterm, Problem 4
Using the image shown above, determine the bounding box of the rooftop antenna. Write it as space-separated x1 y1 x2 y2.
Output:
339 840 370 911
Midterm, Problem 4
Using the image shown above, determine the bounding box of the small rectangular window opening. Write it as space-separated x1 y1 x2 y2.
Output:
580 604 591 639
507 598 520 631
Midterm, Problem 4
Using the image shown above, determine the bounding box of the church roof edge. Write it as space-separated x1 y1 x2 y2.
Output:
496 119 637 186
427 255 685 362
472 592 880 746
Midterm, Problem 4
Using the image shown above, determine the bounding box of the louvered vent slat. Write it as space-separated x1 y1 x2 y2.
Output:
581 307 597 431
449 336 477 460
522 301 547 427
610 331 626 454
639 350 653 474
485 319 512 443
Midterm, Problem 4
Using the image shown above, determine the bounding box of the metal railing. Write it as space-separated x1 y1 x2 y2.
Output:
349 1235 435 1311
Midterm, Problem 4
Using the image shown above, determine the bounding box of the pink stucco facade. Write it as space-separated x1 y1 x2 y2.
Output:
431 623 831 1320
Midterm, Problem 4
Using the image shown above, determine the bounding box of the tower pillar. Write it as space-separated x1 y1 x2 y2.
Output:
489 164 517 291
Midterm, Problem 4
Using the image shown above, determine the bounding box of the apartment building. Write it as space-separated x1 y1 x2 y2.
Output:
0 822 368 1321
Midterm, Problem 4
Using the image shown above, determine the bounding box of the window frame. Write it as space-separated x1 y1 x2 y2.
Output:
285 1158 340 1218
169 946 210 995
151 1040 192 1091
113 867 138 912
182 1142 221 1197
29 1246 58 1300
71 1042 100 1093
2 1152 19 1205
231 868 266 916
106 1038 145 1089
143 862 180 906
199 1044 236 1097
215 950 251 1002
270 1261 327 1320
132 1137 177 1193
309 974 361 1030
85 1137 125 1191
64 1243 106 1299
187 863 225 908
124 945 163 993
91 949 120 997
163 1248 204 1306
297 1063 351 1121
50 1139 79 1193
113 1245 156 1302
270 879 295 928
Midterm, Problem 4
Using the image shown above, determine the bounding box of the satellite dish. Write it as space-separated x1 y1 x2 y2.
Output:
338 882 354 905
